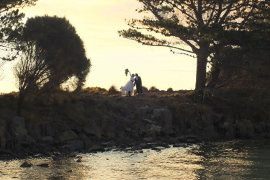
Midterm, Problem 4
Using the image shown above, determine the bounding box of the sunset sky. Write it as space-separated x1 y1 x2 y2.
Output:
0 0 196 93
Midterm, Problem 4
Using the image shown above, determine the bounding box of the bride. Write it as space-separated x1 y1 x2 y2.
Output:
120 74 135 96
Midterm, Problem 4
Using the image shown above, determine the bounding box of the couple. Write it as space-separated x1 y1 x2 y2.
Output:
121 73 142 96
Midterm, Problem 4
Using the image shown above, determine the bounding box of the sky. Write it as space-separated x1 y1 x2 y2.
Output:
0 0 196 93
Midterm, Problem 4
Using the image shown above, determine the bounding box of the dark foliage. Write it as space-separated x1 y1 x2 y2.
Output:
22 16 91 91
108 85 119 95
119 0 269 91
0 0 37 61
14 42 50 115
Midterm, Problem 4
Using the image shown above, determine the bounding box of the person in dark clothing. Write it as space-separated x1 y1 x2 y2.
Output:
135 73 143 95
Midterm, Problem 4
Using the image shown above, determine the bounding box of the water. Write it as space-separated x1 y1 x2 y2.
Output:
1 140 270 180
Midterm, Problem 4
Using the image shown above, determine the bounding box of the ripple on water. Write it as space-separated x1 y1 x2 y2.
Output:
0 140 270 180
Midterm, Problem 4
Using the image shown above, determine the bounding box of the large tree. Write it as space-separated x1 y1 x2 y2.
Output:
0 0 37 61
22 16 91 91
119 0 266 91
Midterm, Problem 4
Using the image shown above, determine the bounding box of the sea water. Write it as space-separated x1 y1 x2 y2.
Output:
0 140 270 180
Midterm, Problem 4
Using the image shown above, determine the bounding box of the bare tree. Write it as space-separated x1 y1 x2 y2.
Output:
14 42 50 115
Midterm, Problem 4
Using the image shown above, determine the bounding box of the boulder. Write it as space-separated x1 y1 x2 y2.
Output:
139 106 151 117
145 124 161 136
152 108 173 134
10 116 28 138
27 122 55 139
88 144 105 152
56 130 78 143
39 136 54 144
9 116 33 148
237 120 254 138
37 163 49 167
20 161 32 168
63 140 84 151
0 120 6 149
82 123 101 138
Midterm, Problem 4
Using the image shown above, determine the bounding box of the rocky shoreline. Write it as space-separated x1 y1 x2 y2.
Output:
1 90 269 160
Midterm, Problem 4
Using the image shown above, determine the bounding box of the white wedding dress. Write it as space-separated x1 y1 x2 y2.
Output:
120 76 135 96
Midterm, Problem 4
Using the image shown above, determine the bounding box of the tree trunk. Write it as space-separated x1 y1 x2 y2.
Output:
207 65 221 88
195 45 208 91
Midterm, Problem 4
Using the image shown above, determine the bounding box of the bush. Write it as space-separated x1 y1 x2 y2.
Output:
83 87 108 95
149 86 159 92
142 86 148 93
167 88 173 92
108 85 119 95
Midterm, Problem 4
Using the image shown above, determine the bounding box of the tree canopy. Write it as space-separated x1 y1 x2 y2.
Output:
119 0 269 91
22 16 91 91
0 0 37 61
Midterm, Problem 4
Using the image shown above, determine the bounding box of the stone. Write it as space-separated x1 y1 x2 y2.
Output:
0 119 6 149
37 163 49 167
56 130 78 143
88 144 104 152
20 161 32 168
146 124 161 136
10 116 28 138
139 106 151 117
237 120 254 138
178 135 200 143
0 134 6 149
64 140 84 151
52 155 61 161
82 123 101 138
152 108 173 134
143 137 154 142
9 116 33 149
40 136 54 144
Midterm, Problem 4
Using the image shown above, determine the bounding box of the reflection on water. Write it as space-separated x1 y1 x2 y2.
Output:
1 140 270 180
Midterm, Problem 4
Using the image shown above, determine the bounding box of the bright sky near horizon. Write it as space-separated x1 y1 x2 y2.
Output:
0 0 196 93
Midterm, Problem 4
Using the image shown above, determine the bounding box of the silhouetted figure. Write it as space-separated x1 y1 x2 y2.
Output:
135 73 143 95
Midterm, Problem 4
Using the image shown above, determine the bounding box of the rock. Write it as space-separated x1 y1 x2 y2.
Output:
63 140 84 151
79 133 93 149
145 124 161 136
56 130 78 143
152 108 173 134
0 134 6 149
237 120 254 138
139 106 151 117
40 136 54 144
52 155 61 161
27 122 55 138
10 116 28 138
20 161 32 168
9 116 33 149
178 135 200 143
76 157 82 162
37 163 49 167
88 144 105 152
11 116 25 129
0 119 6 149
143 137 154 142
82 123 101 138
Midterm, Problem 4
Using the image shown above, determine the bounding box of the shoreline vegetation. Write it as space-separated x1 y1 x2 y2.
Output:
1 87 269 160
